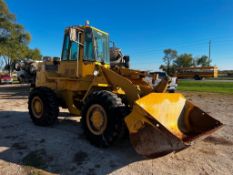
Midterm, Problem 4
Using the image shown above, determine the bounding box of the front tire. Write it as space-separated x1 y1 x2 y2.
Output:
28 87 59 126
81 90 126 147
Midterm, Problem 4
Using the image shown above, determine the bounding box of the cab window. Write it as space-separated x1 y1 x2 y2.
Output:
93 30 110 64
70 36 79 61
84 28 94 61
61 34 70 61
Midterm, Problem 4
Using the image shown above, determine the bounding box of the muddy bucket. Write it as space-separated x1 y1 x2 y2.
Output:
125 93 223 158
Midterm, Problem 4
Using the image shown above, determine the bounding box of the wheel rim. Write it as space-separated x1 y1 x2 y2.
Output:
86 104 107 135
31 96 43 118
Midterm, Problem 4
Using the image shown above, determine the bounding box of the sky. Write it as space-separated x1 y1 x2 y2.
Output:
5 0 233 70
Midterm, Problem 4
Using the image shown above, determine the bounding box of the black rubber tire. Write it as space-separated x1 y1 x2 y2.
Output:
19 76 24 83
81 90 127 147
168 89 175 93
28 87 59 126
194 75 201 80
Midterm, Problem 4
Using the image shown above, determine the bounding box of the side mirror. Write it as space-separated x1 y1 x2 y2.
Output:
70 28 77 42
123 55 130 68
53 57 61 61
53 57 61 65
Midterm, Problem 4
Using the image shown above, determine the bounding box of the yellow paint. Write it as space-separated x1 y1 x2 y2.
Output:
31 96 43 119
90 26 109 35
125 104 153 133
125 93 192 140
58 61 78 78
33 98 43 114
94 61 110 68
61 91 81 115
97 83 109 87
112 88 125 95
91 110 104 129
101 66 140 106
176 66 218 79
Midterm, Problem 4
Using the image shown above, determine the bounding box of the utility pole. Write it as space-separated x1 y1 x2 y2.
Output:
208 40 211 61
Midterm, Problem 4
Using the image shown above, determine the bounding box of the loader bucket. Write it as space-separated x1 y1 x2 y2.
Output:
125 93 223 158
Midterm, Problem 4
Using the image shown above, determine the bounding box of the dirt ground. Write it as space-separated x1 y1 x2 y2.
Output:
0 84 232 175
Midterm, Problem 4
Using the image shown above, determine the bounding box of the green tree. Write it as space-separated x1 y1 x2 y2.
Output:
196 55 211 67
26 48 41 60
174 53 193 67
161 49 177 75
0 0 41 72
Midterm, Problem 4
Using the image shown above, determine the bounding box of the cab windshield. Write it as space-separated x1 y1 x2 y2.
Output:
93 29 110 64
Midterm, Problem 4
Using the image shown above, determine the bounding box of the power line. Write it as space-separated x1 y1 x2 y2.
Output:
209 40 211 61
131 40 209 54
123 36 232 52
129 39 233 57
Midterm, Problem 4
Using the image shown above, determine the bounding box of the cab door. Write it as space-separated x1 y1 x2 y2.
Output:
58 29 81 78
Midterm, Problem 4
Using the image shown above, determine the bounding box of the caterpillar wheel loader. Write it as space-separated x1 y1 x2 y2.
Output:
28 22 222 158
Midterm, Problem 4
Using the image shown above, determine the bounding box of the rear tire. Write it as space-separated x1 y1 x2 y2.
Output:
28 87 59 126
81 90 126 147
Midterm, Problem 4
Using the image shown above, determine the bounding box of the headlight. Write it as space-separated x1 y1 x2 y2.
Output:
93 70 99 76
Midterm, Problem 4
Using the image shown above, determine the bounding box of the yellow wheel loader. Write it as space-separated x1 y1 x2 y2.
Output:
28 22 222 158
